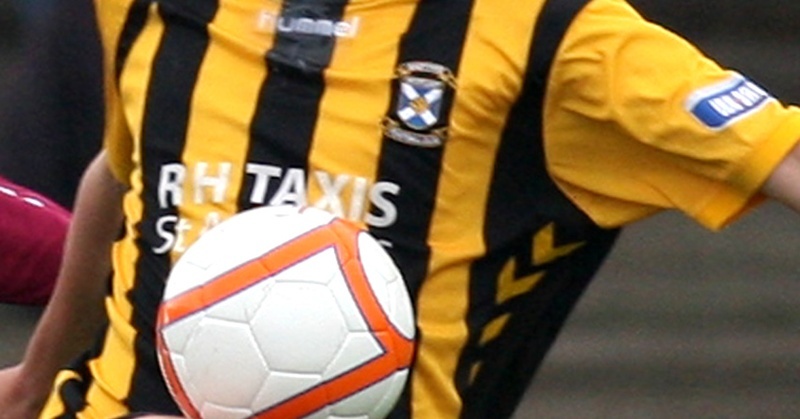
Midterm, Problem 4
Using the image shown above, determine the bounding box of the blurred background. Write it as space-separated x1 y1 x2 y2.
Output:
1 1 799 418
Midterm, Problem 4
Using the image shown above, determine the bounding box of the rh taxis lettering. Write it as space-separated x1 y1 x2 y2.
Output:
152 162 400 254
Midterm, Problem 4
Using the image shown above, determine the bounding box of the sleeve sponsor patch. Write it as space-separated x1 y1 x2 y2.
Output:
685 74 774 130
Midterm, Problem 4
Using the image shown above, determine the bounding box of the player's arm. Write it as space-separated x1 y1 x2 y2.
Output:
0 176 70 305
0 151 125 418
761 140 800 211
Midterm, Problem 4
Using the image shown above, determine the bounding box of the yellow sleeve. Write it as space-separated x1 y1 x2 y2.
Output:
94 0 137 185
544 0 800 230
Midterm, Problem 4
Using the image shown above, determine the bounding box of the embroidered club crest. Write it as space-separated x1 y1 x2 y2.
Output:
397 77 443 130
383 61 456 148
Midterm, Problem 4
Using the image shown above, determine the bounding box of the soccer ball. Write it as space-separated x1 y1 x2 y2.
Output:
155 205 416 419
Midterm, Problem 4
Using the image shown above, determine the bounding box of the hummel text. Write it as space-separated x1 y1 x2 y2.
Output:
257 12 360 38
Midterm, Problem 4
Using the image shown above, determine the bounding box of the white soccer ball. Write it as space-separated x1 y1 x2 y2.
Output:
155 205 416 419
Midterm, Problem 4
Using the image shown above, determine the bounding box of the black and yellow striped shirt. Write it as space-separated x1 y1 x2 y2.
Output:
43 0 800 417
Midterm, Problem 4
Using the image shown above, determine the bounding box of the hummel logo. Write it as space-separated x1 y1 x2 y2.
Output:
257 11 360 38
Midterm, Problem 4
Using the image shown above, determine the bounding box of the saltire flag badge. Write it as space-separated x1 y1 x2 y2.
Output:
383 61 456 148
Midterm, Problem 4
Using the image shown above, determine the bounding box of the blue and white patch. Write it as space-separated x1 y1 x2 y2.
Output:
397 77 444 131
686 74 774 130
383 61 456 148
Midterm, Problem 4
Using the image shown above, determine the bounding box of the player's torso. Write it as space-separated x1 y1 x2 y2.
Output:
100 0 618 417
117 0 542 245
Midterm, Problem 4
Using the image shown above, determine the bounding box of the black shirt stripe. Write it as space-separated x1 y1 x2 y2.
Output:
461 0 620 417
374 1 477 418
126 0 219 411
374 0 475 310
237 0 349 211
115 0 152 80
